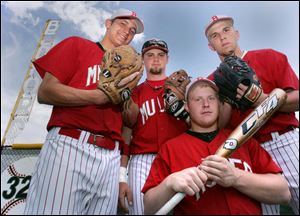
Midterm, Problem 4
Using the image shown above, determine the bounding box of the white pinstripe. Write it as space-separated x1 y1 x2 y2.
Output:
127 154 156 215
261 129 299 215
24 127 120 215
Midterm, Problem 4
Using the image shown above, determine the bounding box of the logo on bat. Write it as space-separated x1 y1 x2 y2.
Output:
223 139 238 150
242 94 279 135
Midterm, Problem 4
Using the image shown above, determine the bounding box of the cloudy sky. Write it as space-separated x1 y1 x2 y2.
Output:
1 1 299 144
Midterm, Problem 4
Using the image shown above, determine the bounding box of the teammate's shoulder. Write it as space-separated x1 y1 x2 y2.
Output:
132 81 146 93
60 36 84 42
55 36 94 49
248 48 285 57
64 36 96 46
137 81 147 89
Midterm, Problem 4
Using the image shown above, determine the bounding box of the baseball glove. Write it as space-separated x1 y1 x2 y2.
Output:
163 69 191 121
213 56 262 111
98 45 144 104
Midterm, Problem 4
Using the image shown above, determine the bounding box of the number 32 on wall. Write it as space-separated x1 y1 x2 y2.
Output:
1 157 38 215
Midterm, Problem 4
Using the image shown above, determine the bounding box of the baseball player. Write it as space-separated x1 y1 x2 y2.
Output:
118 39 188 214
24 9 144 215
142 77 291 215
205 15 299 215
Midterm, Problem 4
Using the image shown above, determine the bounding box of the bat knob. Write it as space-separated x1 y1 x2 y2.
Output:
206 180 216 187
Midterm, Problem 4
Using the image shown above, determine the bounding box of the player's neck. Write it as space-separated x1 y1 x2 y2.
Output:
99 37 117 50
146 73 167 81
98 39 110 51
219 47 244 61
234 48 244 58
187 129 219 142
190 123 218 133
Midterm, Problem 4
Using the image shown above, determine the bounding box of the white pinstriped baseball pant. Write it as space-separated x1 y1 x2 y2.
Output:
261 129 299 215
127 154 156 215
24 127 120 215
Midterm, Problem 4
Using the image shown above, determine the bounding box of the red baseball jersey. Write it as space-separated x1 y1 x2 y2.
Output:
142 129 282 215
209 49 299 138
33 36 124 142
129 79 188 154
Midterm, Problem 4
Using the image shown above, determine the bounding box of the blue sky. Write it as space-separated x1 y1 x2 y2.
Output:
1 1 299 144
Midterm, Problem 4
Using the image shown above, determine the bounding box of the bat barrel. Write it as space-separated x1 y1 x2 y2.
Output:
215 88 287 157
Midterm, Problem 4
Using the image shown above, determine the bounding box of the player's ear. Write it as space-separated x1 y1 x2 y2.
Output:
105 19 113 29
208 43 216 51
184 102 189 113
235 30 240 41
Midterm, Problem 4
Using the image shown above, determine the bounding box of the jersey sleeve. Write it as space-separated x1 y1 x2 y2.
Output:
268 49 299 90
247 138 282 174
33 36 79 84
207 73 214 81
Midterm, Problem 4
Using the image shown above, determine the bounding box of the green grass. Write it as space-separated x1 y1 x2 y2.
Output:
280 204 295 215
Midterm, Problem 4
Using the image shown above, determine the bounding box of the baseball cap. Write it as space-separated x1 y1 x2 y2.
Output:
185 77 219 100
110 8 144 34
141 38 169 55
205 15 234 37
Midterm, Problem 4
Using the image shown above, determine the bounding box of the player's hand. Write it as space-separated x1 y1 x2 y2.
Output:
199 155 239 188
118 182 133 213
236 83 248 100
165 167 207 196
236 83 267 107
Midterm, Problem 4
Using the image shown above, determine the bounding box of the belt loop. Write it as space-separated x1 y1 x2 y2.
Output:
93 135 97 145
79 130 89 144
271 132 279 141
115 141 119 151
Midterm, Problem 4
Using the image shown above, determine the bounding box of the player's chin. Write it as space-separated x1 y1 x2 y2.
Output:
149 67 163 74
115 37 131 46
195 117 217 128
221 48 235 57
203 114 218 123
224 48 234 56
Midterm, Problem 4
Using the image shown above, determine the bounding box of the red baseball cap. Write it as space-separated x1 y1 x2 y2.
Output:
185 77 219 100
205 15 234 37
110 8 144 34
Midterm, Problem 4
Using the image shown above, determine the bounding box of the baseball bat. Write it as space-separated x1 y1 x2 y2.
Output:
155 88 287 215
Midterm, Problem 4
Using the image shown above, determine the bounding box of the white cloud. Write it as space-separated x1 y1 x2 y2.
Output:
4 1 145 43
45 2 144 43
132 32 145 45
45 1 111 41
1 32 19 59
4 1 43 26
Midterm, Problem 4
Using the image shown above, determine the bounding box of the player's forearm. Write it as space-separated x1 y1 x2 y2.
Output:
254 89 299 112
233 171 291 204
279 90 299 112
38 86 108 106
144 181 176 215
218 102 232 128
122 98 139 128
120 155 129 167
120 126 132 162
38 73 109 106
